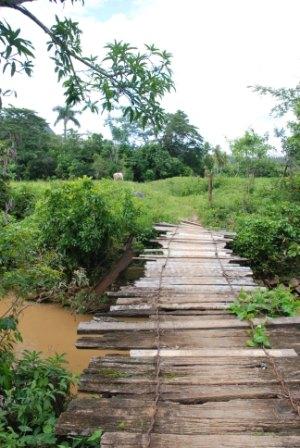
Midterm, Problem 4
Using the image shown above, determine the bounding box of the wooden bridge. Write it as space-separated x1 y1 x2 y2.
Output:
56 221 300 447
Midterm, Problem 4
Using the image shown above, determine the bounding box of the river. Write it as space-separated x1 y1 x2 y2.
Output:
0 297 122 374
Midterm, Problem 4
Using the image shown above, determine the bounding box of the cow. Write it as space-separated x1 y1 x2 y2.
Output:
113 172 124 181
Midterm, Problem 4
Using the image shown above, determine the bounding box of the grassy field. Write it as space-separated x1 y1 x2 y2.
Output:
11 175 284 228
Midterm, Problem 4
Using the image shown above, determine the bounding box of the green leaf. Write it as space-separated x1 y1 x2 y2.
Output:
0 317 17 331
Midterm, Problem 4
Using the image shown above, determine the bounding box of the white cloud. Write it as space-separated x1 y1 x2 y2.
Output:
1 0 299 150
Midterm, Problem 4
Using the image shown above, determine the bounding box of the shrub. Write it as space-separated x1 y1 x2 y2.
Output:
10 184 38 219
0 349 102 447
35 178 142 274
233 205 300 276
0 217 64 297
0 174 10 211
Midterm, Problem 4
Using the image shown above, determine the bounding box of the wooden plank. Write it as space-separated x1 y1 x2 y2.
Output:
110 303 229 313
135 276 256 286
88 355 298 367
137 254 247 261
76 327 299 350
79 379 300 403
149 313 235 321
77 318 251 333
156 302 230 310
103 307 232 316
160 240 228 245
144 248 231 254
93 236 134 295
76 328 251 349
55 397 300 436
114 294 236 302
101 433 300 447
144 266 253 274
79 357 300 398
130 348 298 358
109 284 262 297
78 316 300 334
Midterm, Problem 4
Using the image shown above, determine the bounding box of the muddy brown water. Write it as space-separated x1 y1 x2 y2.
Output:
0 297 124 374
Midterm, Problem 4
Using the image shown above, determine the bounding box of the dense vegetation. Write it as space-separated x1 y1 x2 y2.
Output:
1 174 299 310
0 107 209 181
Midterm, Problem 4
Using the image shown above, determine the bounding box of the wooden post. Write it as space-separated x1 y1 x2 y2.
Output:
208 172 213 206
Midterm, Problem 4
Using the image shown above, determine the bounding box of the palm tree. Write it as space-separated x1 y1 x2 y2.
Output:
53 105 81 140
213 145 228 173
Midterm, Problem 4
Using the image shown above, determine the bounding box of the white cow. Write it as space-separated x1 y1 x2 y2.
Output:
113 172 124 181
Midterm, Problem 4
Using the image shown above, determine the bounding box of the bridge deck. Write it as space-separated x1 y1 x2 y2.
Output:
56 222 300 447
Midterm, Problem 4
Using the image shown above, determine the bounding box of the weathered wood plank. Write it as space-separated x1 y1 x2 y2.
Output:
79 356 300 399
110 303 230 312
88 355 297 367
78 316 300 334
137 254 246 261
56 397 300 436
76 326 299 350
79 381 300 403
101 433 300 448
135 276 256 286
115 295 236 304
109 284 262 297
130 348 298 358
76 328 251 349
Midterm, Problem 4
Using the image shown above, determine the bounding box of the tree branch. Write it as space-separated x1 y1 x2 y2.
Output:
7 3 114 81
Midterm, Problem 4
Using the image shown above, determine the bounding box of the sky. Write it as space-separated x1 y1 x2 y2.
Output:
1 0 300 151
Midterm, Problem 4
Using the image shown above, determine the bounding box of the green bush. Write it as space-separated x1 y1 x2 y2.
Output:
35 178 143 273
233 205 300 276
10 184 38 219
0 217 64 297
0 349 101 447
0 174 10 211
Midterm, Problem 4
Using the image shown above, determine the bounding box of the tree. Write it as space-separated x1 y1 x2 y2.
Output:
106 114 154 148
161 110 205 174
0 0 174 128
231 130 272 177
283 101 300 171
203 151 214 206
212 145 228 174
0 106 57 178
251 83 300 173
53 105 80 140
129 143 192 182
252 84 300 117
